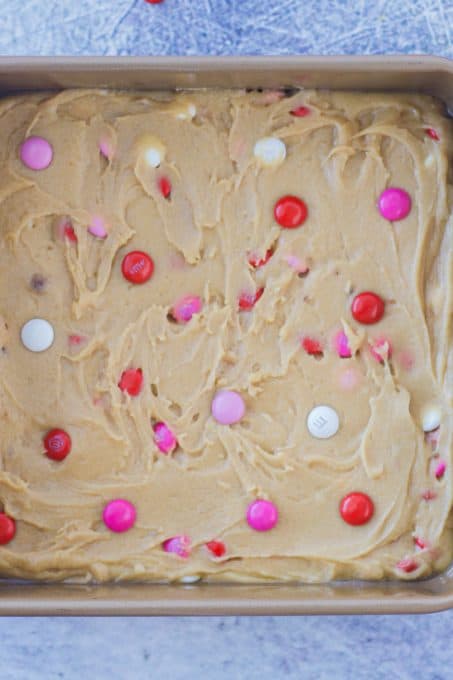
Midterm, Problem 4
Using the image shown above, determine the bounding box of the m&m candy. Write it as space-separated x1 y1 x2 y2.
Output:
44 429 72 461
334 331 352 358
421 404 441 432
171 295 202 323
206 540 226 558
121 251 154 284
369 337 392 363
302 336 324 357
307 405 339 439
88 215 108 239
351 292 385 325
118 368 143 396
253 137 286 167
103 499 136 533
246 499 279 531
238 288 264 310
290 106 310 117
21 318 55 352
211 390 245 425
153 422 177 454
163 535 191 558
0 513 16 545
248 250 273 268
274 195 308 228
339 492 374 526
20 136 53 170
158 176 172 198
396 558 419 573
425 128 439 141
378 188 411 221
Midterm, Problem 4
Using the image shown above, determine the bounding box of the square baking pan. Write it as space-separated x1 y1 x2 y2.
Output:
0 55 451 615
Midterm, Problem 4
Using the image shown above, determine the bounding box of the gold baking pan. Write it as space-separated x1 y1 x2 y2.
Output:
0 56 451 615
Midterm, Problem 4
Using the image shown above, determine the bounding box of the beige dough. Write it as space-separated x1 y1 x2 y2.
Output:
0 88 451 583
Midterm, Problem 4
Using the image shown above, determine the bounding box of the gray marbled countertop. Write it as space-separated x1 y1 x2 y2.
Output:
0 1 452 678
0 0 452 57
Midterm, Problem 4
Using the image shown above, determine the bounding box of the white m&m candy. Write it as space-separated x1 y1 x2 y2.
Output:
421 404 441 432
175 103 197 120
307 405 339 439
21 318 54 352
138 135 166 169
144 147 162 168
179 575 201 583
253 137 286 167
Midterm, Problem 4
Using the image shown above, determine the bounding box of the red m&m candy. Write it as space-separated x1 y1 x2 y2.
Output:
238 287 264 310
351 292 385 325
158 176 172 198
64 223 78 243
43 429 72 461
206 540 226 558
425 128 439 141
0 513 16 545
301 336 324 356
396 558 419 573
248 249 273 268
290 106 310 117
121 251 154 284
118 368 143 396
274 195 308 228
339 492 374 526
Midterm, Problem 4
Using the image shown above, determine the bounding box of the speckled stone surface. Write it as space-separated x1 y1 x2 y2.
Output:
0 0 452 678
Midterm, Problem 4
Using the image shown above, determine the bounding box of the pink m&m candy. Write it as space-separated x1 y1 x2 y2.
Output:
103 499 136 533
338 366 361 391
369 337 392 363
378 188 411 221
88 215 108 239
246 499 279 532
334 331 352 358
99 137 115 160
153 421 177 454
283 254 309 275
434 459 446 480
171 295 203 323
163 534 191 558
211 390 245 425
20 136 53 170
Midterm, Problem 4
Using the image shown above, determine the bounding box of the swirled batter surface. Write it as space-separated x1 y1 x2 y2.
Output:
0 89 452 582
